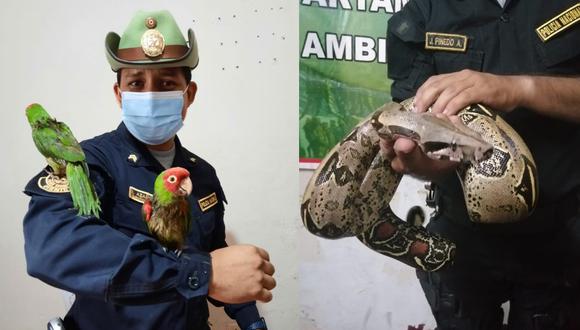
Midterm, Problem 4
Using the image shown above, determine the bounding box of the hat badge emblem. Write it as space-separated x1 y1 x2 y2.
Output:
141 17 165 57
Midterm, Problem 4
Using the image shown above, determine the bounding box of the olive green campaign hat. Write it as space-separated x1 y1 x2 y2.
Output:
105 10 199 72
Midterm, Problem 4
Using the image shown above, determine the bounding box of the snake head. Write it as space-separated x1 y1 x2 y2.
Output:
423 137 493 163
417 113 493 163
372 105 493 163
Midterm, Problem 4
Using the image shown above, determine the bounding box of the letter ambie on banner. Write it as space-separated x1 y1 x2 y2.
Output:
301 32 387 63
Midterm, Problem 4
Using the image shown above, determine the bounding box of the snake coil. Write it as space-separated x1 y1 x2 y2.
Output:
301 98 538 271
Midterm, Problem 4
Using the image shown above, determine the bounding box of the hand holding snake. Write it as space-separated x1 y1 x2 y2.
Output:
380 114 464 179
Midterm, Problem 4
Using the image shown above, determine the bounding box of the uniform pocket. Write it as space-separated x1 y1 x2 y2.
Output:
535 28 580 69
188 206 219 250
433 50 484 74
113 185 152 235
197 209 216 236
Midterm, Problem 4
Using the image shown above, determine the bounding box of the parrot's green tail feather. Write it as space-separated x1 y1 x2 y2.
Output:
66 162 101 217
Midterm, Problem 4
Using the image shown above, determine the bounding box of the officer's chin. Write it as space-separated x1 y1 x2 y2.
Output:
147 137 176 151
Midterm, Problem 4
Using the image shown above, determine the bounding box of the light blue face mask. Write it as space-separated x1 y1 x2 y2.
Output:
121 90 185 145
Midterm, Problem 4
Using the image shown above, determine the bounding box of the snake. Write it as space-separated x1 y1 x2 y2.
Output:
301 98 539 271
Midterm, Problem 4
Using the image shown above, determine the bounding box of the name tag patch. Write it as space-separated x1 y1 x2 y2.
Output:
198 192 218 212
536 4 580 42
425 32 468 52
38 174 69 193
128 186 153 204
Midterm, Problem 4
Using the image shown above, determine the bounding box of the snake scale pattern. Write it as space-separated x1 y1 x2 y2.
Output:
301 98 539 271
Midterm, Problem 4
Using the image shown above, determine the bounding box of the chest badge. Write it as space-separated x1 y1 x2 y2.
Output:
536 3 580 42
128 186 153 204
425 32 468 52
38 174 69 193
198 192 218 212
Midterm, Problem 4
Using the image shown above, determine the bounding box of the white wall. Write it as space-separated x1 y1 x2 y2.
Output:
0 1 298 329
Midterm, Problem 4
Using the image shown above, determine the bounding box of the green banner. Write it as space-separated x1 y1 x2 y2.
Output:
299 0 402 165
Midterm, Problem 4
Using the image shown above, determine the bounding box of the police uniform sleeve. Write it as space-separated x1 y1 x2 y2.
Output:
23 147 212 304
207 177 262 328
387 0 435 102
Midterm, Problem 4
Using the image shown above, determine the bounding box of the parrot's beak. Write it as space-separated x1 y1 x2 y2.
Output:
178 177 193 196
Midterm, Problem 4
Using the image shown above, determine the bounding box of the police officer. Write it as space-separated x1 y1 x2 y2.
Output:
23 10 272 330
384 0 580 329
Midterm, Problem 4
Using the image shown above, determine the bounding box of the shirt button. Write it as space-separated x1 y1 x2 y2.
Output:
500 13 510 22
188 274 200 290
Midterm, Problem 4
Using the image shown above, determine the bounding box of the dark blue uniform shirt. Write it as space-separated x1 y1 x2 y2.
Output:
23 123 259 330
387 0 580 234
386 1 580 327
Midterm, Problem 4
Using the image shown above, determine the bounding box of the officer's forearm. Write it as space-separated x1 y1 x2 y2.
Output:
24 194 211 305
517 75 580 123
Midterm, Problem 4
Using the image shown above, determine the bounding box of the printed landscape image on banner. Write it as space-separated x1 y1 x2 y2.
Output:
299 0 407 168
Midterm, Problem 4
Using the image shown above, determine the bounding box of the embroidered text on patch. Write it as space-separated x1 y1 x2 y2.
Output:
425 32 468 52
128 186 153 204
198 192 218 212
38 174 70 193
536 3 580 42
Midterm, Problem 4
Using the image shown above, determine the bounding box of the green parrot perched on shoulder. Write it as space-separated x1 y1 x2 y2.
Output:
25 103 101 217
142 167 193 250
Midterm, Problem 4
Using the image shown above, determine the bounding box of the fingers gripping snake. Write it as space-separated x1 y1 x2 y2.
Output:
301 98 539 271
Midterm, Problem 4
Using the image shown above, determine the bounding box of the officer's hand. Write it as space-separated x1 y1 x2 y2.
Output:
208 245 276 304
413 69 525 115
380 136 458 180
379 113 461 180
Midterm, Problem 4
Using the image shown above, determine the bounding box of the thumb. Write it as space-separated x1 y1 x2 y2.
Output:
393 138 418 156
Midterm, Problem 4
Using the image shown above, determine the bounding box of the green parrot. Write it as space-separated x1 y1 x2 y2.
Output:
142 167 193 250
25 103 101 217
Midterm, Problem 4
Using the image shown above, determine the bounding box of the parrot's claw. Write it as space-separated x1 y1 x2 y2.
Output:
161 247 183 258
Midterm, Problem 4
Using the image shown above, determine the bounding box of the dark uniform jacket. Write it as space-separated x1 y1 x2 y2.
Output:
23 123 259 330
387 0 580 235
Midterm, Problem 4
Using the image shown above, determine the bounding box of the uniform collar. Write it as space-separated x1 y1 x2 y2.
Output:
487 0 512 10
116 122 197 171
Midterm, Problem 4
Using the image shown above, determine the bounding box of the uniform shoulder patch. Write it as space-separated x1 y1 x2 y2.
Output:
536 3 580 42
425 32 468 52
198 192 218 212
128 186 153 204
37 174 70 193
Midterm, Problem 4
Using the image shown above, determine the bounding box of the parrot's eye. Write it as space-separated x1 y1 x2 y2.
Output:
167 175 177 184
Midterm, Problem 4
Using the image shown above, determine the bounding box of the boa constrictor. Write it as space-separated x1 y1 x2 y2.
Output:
301 98 539 271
